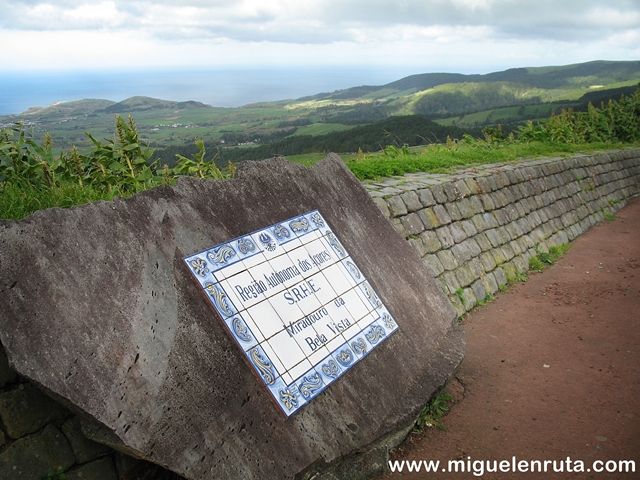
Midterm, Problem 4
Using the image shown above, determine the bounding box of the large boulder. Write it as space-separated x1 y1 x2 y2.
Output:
0 155 463 479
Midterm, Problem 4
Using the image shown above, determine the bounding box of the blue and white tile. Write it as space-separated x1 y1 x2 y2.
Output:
184 255 211 279
363 319 387 347
234 235 260 259
340 257 364 286
247 345 280 386
202 282 237 318
266 329 308 372
224 314 258 351
205 243 241 272
308 210 327 230
288 358 314 381
319 263 353 298
332 342 356 370
220 270 267 311
287 215 313 237
295 369 326 402
246 299 287 342
339 288 371 322
270 222 295 245
358 281 383 309
316 354 342 386
377 306 399 333
285 244 320 279
269 378 306 416
349 335 369 358
324 231 347 259
251 230 280 260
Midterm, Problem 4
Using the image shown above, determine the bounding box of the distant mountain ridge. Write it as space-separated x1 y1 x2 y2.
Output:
305 60 640 101
1 60 638 151
102 96 209 113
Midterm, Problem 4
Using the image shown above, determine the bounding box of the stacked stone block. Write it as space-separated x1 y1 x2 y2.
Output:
365 149 640 317
0 347 177 479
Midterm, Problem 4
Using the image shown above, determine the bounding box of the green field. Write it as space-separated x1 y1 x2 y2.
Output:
290 123 355 137
2 60 637 155
2 86 639 221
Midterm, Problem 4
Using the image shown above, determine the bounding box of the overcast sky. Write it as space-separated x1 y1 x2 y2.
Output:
1 0 638 72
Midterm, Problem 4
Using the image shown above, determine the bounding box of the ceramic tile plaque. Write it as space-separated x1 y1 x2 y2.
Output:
184 210 399 416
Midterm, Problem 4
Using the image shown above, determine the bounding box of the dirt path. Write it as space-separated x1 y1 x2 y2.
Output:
382 198 640 479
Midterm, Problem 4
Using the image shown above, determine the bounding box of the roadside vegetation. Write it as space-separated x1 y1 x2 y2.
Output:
0 115 233 220
528 244 571 272
347 89 640 180
1 90 638 220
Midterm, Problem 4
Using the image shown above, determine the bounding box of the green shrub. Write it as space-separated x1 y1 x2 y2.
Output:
1 117 235 219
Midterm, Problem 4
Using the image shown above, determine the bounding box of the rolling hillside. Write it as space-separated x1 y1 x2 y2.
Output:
1 60 638 154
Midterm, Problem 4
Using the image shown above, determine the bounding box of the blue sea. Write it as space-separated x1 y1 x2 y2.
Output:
0 67 418 115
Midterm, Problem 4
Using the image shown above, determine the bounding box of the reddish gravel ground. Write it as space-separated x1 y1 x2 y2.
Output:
381 198 640 480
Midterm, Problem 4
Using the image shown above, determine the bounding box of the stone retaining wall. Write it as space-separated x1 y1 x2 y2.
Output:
364 148 640 316
1 148 639 479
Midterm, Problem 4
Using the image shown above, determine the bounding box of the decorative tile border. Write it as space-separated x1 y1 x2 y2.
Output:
184 210 399 416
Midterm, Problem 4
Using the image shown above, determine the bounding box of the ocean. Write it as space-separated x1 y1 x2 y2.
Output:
0 67 417 115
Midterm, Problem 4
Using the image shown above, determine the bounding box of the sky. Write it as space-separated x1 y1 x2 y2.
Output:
0 0 638 73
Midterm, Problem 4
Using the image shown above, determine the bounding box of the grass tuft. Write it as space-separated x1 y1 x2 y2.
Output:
528 244 571 273
414 391 454 432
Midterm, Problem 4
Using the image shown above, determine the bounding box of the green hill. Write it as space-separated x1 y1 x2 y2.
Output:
1 60 638 152
309 60 640 100
20 99 116 117
102 96 209 113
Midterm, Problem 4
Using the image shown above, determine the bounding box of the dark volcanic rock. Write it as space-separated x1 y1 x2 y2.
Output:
0 155 463 479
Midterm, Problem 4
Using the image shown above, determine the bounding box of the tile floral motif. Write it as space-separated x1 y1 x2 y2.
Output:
381 312 396 330
361 281 382 308
204 283 235 317
351 337 368 356
298 372 324 399
310 212 325 228
344 260 361 281
190 257 209 277
321 359 340 378
365 324 386 345
279 387 299 411
183 209 398 416
237 237 256 255
273 224 291 241
207 244 236 265
326 232 346 257
231 317 253 342
335 348 354 367
289 216 309 233
250 347 276 385
259 232 277 252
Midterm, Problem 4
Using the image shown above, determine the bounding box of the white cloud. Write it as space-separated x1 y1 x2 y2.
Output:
0 0 638 70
